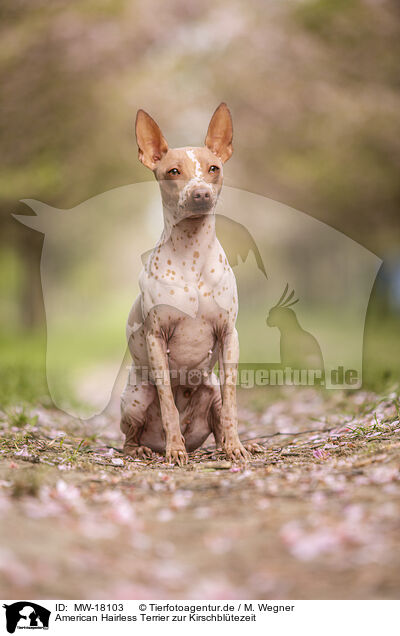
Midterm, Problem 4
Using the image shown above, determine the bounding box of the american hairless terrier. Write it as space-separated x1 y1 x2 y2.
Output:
121 103 260 465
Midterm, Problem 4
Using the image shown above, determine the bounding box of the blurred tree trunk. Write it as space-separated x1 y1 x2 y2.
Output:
1 209 44 330
19 230 44 329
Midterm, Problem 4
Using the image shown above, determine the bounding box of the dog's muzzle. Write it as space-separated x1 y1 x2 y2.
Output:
190 185 212 211
179 179 216 213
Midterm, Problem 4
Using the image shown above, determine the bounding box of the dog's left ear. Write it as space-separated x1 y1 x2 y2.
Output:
205 102 233 163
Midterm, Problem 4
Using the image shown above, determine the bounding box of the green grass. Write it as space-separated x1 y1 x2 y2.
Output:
0 307 399 411
0 329 50 409
363 313 400 392
0 299 128 411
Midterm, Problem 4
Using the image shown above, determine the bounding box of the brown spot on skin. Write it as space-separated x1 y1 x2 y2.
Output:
193 251 199 258
168 260 171 265
170 289 174 294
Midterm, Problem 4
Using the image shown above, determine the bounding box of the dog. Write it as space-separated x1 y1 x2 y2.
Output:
121 103 259 465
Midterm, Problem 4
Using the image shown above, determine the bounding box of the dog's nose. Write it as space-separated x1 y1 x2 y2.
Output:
191 186 211 205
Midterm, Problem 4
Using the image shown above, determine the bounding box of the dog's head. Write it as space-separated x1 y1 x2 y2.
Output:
135 103 233 225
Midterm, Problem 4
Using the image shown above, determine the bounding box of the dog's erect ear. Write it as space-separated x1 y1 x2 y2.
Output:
135 110 169 170
205 102 233 163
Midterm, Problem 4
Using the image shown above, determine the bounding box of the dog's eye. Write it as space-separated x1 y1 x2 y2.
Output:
209 165 219 173
168 168 180 176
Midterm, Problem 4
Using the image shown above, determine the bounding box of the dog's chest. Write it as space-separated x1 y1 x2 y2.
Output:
140 245 238 322
139 246 238 370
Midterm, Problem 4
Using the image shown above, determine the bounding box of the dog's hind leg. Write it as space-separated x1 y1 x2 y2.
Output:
177 376 222 452
208 378 223 449
120 370 157 459
206 373 263 455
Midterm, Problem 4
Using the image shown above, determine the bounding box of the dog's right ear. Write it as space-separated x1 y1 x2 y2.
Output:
135 110 169 170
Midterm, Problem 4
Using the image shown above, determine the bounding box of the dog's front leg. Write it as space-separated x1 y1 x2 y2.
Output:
145 331 188 465
219 328 249 462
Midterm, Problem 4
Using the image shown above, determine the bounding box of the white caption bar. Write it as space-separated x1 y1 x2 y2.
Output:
1 600 398 636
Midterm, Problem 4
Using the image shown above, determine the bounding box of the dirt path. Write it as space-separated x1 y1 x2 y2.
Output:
1 388 399 599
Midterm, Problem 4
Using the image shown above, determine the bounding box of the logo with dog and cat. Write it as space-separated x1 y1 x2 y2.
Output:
2 603 51 634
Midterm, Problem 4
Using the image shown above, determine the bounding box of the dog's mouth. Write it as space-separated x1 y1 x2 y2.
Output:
188 211 212 218
186 213 213 222
186 204 214 217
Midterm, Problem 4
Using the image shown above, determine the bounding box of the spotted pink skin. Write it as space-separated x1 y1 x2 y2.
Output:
120 104 250 465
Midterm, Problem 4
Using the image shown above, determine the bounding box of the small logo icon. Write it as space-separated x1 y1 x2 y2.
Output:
2 603 51 634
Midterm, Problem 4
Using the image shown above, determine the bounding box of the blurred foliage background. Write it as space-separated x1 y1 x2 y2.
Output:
1 0 400 408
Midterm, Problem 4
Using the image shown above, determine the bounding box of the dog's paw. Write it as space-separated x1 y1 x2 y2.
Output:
244 441 264 454
223 442 250 463
123 445 153 459
166 445 188 466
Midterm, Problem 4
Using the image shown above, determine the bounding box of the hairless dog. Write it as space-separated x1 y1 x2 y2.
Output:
121 103 261 465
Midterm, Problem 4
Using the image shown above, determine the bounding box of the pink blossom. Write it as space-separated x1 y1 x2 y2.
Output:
313 448 330 460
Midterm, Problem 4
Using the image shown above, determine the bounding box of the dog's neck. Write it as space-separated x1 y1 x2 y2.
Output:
160 207 217 256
